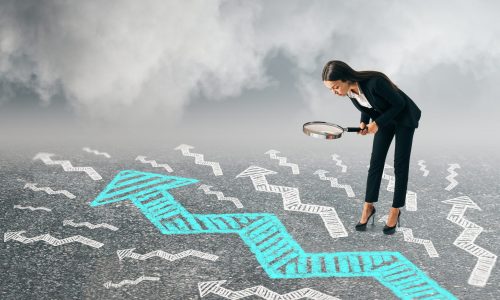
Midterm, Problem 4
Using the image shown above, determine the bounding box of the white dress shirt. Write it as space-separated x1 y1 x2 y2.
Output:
347 82 372 109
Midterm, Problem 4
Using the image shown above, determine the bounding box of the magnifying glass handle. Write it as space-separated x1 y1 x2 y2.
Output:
346 127 363 132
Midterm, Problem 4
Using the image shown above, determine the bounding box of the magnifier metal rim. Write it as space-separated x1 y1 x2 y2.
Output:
303 121 345 140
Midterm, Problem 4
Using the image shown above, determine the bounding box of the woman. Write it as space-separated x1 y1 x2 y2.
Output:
322 60 421 235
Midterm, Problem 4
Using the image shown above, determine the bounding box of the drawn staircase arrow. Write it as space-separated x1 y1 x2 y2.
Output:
90 170 456 300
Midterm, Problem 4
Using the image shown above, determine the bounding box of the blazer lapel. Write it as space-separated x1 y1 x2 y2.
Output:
358 79 380 112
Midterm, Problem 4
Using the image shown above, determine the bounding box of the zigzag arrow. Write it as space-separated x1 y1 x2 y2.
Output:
445 163 460 191
378 215 439 258
63 219 118 231
198 184 243 208
442 196 497 287
331 154 347 173
104 275 160 289
265 150 300 174
90 170 456 299
33 152 102 181
136 155 173 172
174 144 223 176
14 205 51 212
313 170 355 198
117 248 218 261
4 230 103 248
82 147 111 158
237 166 347 238
417 160 429 177
24 182 76 199
198 280 341 299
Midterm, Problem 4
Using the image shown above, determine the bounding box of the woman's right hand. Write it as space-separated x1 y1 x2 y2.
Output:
358 122 368 135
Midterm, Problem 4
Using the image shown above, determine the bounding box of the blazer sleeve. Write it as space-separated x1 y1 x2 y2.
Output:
360 112 370 124
373 76 406 128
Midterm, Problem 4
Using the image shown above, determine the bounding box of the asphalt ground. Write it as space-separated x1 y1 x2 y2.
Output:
1 135 499 300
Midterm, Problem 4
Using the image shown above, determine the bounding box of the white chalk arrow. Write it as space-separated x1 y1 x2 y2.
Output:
4 230 103 248
417 160 429 177
33 152 102 181
313 170 355 197
265 150 300 174
237 166 348 238
82 147 111 158
445 163 460 191
198 280 341 300
198 184 243 208
14 205 52 212
117 248 218 261
136 155 173 172
174 144 223 176
331 154 347 173
63 219 118 231
442 196 497 287
24 182 76 199
378 216 439 258
104 275 160 289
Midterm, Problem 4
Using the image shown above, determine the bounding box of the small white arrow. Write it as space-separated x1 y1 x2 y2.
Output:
135 155 173 172
174 144 222 176
313 170 355 197
198 184 243 208
264 149 300 174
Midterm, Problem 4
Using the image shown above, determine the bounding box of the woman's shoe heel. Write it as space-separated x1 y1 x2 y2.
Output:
355 207 376 231
383 210 401 235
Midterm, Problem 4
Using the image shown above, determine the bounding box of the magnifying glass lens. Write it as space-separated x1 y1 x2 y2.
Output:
305 123 343 135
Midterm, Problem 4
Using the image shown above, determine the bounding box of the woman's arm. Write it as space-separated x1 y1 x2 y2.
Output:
360 111 370 125
372 76 406 128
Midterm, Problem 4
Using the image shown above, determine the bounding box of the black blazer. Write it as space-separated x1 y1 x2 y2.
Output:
349 76 421 128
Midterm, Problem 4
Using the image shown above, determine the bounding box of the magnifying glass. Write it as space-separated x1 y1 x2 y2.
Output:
303 121 364 140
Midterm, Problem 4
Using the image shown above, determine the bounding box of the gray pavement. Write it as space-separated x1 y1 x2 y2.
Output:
1 138 499 300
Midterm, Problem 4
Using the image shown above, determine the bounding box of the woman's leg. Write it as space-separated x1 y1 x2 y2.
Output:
365 122 396 205
392 126 416 208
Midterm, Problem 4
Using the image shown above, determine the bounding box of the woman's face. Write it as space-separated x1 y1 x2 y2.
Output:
324 80 350 97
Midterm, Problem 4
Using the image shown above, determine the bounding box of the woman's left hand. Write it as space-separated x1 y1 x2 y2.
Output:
367 121 378 134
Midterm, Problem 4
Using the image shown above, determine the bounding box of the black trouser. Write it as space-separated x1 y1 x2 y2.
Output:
365 122 415 208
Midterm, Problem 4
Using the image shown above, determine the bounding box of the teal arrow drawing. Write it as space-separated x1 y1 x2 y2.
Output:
91 170 456 299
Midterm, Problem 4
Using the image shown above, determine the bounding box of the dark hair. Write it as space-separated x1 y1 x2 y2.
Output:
322 60 398 90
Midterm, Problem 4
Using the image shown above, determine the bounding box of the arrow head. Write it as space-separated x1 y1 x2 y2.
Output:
235 166 277 178
174 144 194 150
90 170 198 207
198 184 212 190
442 196 481 210
33 152 54 160
116 248 136 260
449 163 461 168
313 170 329 175
198 280 227 297
264 149 280 155
24 183 36 189
4 230 26 241
135 155 146 160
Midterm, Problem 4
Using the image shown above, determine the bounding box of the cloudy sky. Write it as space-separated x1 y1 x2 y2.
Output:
1 0 499 153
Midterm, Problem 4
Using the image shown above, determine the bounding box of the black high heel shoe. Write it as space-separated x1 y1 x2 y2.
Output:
355 206 376 231
383 210 401 235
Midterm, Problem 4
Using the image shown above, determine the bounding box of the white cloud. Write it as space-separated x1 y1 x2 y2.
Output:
1 0 500 127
